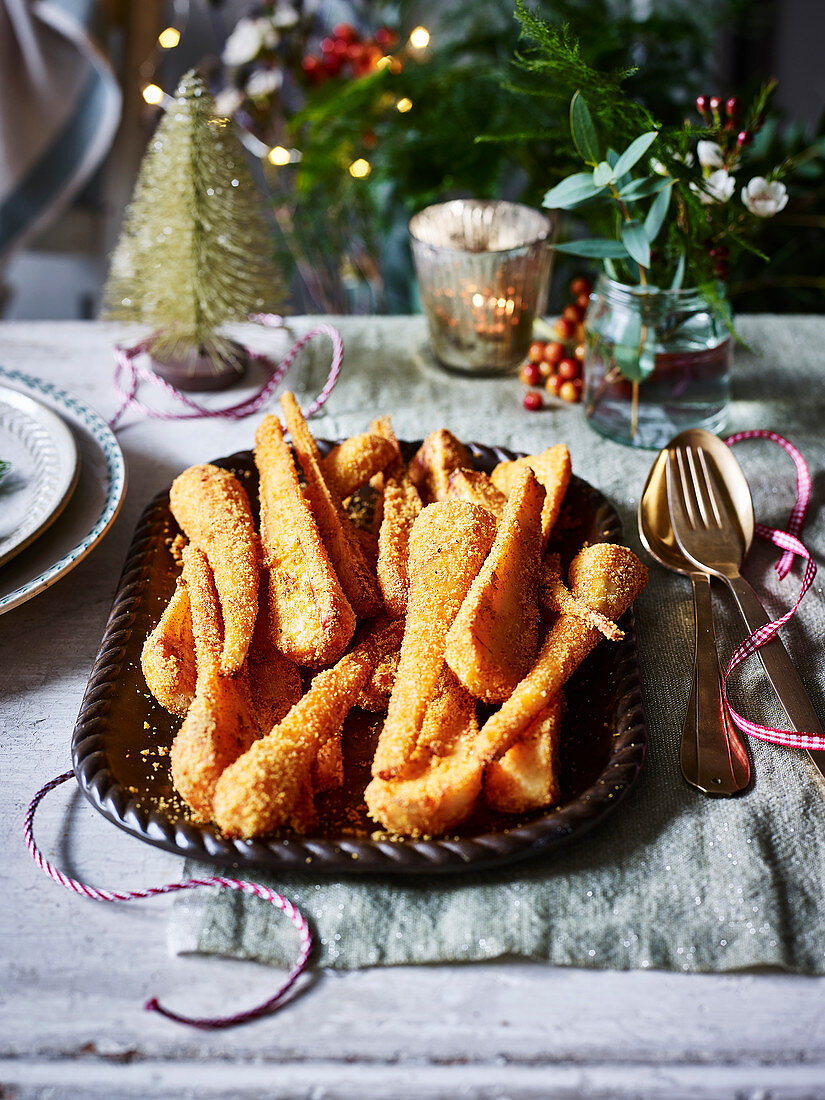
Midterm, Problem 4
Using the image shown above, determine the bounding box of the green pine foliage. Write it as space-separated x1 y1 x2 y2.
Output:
104 71 280 365
275 0 745 311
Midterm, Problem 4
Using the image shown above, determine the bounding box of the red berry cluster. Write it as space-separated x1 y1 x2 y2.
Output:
520 277 592 412
301 23 397 83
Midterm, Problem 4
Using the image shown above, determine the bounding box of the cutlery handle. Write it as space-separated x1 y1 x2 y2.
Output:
682 573 749 795
726 572 825 740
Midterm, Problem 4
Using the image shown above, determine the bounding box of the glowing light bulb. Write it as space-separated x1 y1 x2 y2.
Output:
409 26 430 49
268 145 291 166
158 27 181 49
142 84 164 105
396 97 413 113
376 55 393 71
349 158 371 179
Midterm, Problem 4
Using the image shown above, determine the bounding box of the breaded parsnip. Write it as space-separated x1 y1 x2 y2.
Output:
370 416 422 619
213 620 404 838
169 464 259 675
246 579 304 732
474 544 648 765
445 468 544 704
280 392 382 619
409 429 472 503
170 547 259 821
320 433 396 500
312 734 344 792
141 575 196 717
255 414 355 667
540 557 624 641
371 502 497 780
365 669 481 836
446 468 507 520
491 444 571 547
356 647 400 712
484 693 563 814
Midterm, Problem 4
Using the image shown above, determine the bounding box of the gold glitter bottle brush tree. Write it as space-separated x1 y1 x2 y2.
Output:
103 70 282 391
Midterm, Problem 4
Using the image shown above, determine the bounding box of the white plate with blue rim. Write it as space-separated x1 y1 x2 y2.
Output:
0 367 126 615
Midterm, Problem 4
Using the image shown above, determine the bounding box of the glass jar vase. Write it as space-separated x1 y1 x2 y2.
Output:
583 275 731 449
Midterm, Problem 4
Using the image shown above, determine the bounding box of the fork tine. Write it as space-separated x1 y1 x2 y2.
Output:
673 446 701 529
685 447 722 529
695 449 724 528
682 448 712 530
666 448 696 532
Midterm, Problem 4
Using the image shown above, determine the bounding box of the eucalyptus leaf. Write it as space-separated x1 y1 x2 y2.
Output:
621 220 650 268
593 161 614 187
606 147 619 168
644 183 672 242
613 344 657 383
570 92 600 164
670 251 686 290
617 176 670 202
603 257 619 280
543 172 604 209
612 131 659 180
552 238 630 258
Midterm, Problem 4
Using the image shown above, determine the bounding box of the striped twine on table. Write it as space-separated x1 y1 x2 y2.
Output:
110 314 344 430
24 772 313 1030
722 430 825 751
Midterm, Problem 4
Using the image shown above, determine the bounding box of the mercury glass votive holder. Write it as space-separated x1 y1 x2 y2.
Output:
409 199 555 375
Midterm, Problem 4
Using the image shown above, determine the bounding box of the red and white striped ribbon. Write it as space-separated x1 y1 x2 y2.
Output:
25 772 313 1030
722 430 825 751
110 314 343 431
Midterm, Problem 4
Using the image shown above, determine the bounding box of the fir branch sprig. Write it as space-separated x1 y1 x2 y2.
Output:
516 6 795 293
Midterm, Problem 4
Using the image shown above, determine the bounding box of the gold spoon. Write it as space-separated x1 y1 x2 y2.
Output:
639 446 750 795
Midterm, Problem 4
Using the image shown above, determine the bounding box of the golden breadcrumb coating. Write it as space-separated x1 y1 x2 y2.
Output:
474 543 648 765
255 413 355 667
491 444 571 547
141 575 196 718
408 428 472 503
371 501 497 780
365 669 481 836
320 433 396 500
169 547 259 821
484 693 563 814
446 468 507 519
213 619 404 838
280 392 382 619
445 467 545 704
369 416 423 619
169 464 259 675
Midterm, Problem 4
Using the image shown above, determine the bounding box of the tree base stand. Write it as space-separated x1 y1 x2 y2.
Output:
149 341 248 393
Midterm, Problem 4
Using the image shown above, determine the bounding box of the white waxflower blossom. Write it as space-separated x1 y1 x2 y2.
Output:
222 17 279 66
692 169 735 205
742 176 789 217
697 141 725 169
272 4 299 27
651 151 694 175
213 86 244 118
246 67 283 99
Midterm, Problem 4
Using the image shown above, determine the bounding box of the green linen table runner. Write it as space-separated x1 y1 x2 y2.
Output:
170 315 825 974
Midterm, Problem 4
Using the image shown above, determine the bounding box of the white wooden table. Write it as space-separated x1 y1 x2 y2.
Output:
2 319 824 1099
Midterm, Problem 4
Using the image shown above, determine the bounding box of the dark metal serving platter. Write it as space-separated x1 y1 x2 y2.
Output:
72 440 647 875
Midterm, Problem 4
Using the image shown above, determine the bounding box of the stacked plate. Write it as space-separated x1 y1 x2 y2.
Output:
0 368 126 615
